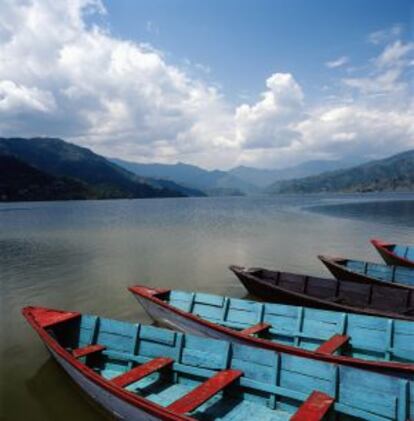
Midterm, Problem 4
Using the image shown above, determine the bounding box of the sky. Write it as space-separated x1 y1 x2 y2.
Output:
0 0 413 169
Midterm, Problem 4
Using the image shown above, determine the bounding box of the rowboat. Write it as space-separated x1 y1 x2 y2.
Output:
372 238 414 268
129 285 414 375
229 265 414 320
319 255 414 289
23 306 414 420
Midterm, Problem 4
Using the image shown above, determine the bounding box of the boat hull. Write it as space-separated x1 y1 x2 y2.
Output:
47 346 159 421
371 239 414 268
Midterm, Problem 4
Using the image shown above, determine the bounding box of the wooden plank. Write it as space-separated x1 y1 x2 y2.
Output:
111 357 174 388
290 390 335 421
72 344 106 359
240 322 271 336
167 369 243 414
316 334 350 355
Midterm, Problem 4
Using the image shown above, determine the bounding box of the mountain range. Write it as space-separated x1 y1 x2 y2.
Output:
267 149 414 194
0 137 197 201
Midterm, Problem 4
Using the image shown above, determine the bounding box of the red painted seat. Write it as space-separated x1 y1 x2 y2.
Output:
111 357 174 388
290 390 335 421
240 322 271 336
316 334 349 355
167 369 243 414
72 344 106 359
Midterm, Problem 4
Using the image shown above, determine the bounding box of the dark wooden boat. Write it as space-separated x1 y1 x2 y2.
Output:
319 255 414 290
372 238 414 268
229 265 414 320
24 305 414 421
129 285 414 376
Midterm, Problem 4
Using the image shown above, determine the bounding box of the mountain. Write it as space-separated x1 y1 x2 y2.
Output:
111 159 255 195
0 155 94 201
0 137 186 200
229 159 361 188
267 150 414 194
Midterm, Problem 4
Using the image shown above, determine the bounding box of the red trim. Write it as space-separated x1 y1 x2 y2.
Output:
73 344 106 359
371 238 414 267
290 391 335 421
167 369 242 414
128 286 414 374
22 306 192 421
316 335 349 355
111 357 174 388
27 306 81 328
240 322 271 336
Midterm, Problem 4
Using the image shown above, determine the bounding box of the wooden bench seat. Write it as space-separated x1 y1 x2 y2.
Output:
111 357 174 388
167 369 243 414
72 344 106 359
240 323 271 336
290 390 335 421
316 335 349 355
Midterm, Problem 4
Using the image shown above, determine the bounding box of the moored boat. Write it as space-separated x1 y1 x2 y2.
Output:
23 305 414 420
229 265 414 320
129 285 414 375
319 255 414 289
371 238 414 268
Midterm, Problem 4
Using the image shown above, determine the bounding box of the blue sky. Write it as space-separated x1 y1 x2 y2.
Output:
103 0 412 103
0 0 413 169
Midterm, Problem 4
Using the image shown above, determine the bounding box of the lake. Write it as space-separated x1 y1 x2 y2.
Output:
1 193 414 420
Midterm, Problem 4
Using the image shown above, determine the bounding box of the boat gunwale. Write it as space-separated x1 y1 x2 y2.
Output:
22 306 192 421
128 284 414 374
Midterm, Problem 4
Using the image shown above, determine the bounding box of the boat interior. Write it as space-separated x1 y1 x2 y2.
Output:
344 259 414 286
163 289 414 365
45 312 413 420
389 245 414 261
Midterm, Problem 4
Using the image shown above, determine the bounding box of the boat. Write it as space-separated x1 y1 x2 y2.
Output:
319 255 414 289
371 238 414 268
129 285 414 376
23 305 414 420
229 265 414 320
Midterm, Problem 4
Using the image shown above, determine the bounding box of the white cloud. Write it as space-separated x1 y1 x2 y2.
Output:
0 5 413 169
368 25 403 45
325 56 349 68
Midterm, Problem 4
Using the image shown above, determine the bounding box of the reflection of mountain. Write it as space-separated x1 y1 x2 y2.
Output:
267 150 414 194
25 360 103 421
0 137 190 201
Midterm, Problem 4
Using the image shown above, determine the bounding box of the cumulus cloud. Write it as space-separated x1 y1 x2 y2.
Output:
0 3 413 169
325 56 349 68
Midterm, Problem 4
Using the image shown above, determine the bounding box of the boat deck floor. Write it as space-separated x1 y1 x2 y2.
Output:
101 368 290 420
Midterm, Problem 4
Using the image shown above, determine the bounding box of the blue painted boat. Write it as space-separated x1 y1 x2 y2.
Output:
372 239 414 268
130 285 414 376
319 255 414 289
24 305 414 420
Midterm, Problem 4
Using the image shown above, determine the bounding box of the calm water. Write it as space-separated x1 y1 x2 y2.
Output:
1 193 414 420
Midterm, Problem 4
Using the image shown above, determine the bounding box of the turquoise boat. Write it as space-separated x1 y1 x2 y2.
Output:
129 285 414 375
372 239 414 268
24 306 414 420
319 255 414 289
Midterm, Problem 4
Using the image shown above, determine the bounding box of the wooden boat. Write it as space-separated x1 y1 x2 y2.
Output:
319 255 414 290
371 238 414 268
229 265 414 320
129 285 414 376
24 305 414 420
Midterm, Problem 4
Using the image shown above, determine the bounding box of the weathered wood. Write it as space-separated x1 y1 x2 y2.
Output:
72 344 106 359
166 369 243 414
316 334 349 355
240 322 271 336
111 357 174 387
290 391 335 421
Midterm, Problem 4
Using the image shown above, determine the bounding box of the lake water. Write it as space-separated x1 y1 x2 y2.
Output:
1 193 414 420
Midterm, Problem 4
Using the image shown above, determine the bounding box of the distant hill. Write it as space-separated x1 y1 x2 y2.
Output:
0 155 94 201
0 137 186 200
229 159 360 188
111 158 255 195
267 149 414 194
